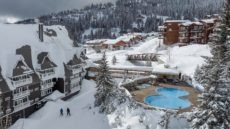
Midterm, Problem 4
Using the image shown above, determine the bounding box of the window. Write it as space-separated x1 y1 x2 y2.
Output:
194 26 198 30
14 96 28 107
41 88 52 97
41 79 52 85
14 86 29 94
35 87 39 91
35 98 39 102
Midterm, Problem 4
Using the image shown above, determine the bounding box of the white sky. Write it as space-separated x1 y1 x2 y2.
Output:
0 0 114 23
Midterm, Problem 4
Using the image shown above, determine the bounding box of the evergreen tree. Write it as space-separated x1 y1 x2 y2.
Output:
94 52 116 113
221 0 230 85
191 0 230 128
112 55 117 65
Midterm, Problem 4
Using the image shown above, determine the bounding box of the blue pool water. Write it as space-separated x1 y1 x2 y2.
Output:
144 87 191 109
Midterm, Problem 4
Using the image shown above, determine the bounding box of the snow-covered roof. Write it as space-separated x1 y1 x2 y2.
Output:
152 66 180 75
44 90 65 101
200 19 215 24
104 39 121 45
103 33 143 45
180 21 203 26
0 23 84 89
165 20 190 23
85 39 107 45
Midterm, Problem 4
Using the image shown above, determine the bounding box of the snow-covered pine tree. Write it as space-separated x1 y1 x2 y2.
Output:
94 52 116 113
191 0 230 128
221 0 230 86
112 55 117 65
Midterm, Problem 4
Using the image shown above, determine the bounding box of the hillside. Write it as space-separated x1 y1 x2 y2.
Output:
17 0 224 43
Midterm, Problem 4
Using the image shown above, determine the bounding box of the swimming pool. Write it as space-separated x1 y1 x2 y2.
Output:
144 87 191 109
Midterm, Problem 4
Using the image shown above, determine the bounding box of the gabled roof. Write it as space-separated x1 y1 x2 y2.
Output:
12 58 33 77
37 52 57 70
38 52 49 64
0 67 10 93
66 54 82 66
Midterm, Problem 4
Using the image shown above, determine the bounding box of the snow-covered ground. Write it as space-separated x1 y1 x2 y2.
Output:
10 80 111 129
11 36 211 129
87 36 211 77
11 79 188 129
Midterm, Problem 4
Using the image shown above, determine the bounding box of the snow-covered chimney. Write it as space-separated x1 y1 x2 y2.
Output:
38 23 44 42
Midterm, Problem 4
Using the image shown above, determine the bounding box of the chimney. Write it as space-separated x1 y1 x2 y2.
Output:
38 23 44 42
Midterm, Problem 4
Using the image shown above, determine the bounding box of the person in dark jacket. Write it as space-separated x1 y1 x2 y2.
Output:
60 108 63 116
67 107 71 116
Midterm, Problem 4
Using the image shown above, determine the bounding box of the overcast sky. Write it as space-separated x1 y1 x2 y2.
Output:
0 0 114 23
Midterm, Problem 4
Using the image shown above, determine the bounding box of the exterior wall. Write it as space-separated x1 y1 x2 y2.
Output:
178 25 190 43
113 41 127 50
161 19 218 45
1 91 13 116
179 24 205 44
162 22 181 45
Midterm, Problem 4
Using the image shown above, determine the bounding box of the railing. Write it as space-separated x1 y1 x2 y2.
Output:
41 82 54 90
11 77 32 87
40 72 55 80
13 102 30 112
13 90 30 100
72 68 82 75
5 109 11 114
71 78 81 84
0 111 3 116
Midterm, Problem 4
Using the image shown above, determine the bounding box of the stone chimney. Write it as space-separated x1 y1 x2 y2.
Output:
38 23 44 42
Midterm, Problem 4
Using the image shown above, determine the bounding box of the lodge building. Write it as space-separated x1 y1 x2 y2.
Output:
159 16 220 45
0 23 87 128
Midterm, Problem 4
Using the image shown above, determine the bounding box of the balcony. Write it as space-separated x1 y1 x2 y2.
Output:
13 101 30 112
13 90 30 100
190 30 203 33
11 77 32 88
179 30 189 33
5 108 11 114
72 68 82 75
71 78 81 84
70 85 81 94
40 72 55 80
41 82 54 90
0 111 3 116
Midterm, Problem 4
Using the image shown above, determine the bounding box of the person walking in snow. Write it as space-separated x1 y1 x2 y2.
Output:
60 108 63 116
67 107 71 116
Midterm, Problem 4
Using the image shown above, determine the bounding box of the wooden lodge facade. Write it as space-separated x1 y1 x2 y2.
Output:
159 16 220 45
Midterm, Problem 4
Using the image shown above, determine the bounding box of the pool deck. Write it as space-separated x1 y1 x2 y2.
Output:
131 83 200 113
